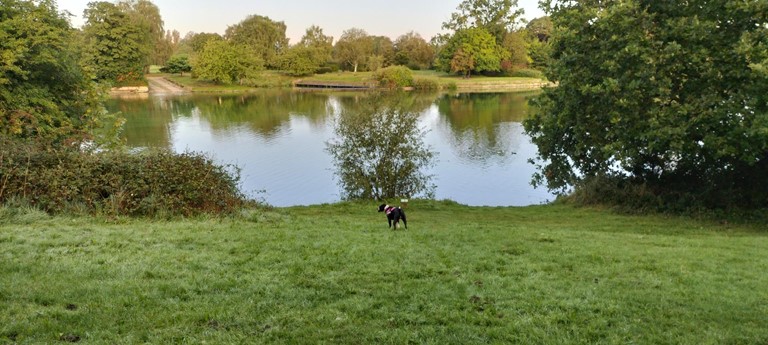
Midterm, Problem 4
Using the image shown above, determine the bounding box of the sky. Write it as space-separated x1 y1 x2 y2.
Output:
56 0 546 43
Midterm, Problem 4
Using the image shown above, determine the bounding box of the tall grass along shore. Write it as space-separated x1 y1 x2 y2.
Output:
1 201 766 344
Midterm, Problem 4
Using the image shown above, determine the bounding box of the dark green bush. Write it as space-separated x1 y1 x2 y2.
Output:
373 65 414 88
0 138 248 217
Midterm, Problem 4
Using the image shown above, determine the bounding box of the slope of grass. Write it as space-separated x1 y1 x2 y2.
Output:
1 201 766 344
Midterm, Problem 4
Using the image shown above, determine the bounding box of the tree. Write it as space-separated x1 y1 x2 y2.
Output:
278 26 334 76
442 0 525 44
193 40 263 84
368 36 395 70
0 0 113 144
326 93 435 200
277 45 320 76
160 55 191 75
81 1 150 83
186 32 223 53
393 31 435 70
225 15 288 68
526 16 553 42
334 28 373 72
501 29 530 71
300 25 334 51
436 27 509 77
524 0 768 210
118 0 166 67
450 48 475 78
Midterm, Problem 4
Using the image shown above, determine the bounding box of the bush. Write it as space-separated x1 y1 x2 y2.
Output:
0 138 249 217
506 68 545 79
412 78 440 91
373 65 414 89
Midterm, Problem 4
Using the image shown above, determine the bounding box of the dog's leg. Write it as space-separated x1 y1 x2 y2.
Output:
402 214 407 229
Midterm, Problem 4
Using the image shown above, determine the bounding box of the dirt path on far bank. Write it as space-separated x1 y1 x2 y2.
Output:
146 76 187 94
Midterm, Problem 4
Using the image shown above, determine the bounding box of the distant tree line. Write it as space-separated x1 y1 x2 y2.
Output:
159 0 553 83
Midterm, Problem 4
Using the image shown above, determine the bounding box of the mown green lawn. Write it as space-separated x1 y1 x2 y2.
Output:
1 201 766 344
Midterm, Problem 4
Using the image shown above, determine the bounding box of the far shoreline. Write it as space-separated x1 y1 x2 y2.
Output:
118 70 552 94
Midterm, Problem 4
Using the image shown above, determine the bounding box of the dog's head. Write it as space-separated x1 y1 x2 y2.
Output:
377 204 387 212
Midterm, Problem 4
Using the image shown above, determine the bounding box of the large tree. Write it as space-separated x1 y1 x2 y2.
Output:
225 15 288 68
117 0 167 66
81 1 150 82
334 28 373 72
0 0 111 144
435 27 509 77
193 40 263 84
326 93 435 200
442 0 525 44
393 31 435 70
524 0 768 209
278 25 334 76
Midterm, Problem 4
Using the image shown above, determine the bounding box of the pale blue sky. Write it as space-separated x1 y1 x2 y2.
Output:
57 0 545 43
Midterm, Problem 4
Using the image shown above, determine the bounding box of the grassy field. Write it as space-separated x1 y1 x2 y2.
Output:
1 201 767 344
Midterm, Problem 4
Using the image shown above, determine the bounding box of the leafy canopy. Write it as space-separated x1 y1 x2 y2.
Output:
442 0 525 43
334 28 373 73
436 27 510 77
81 1 151 83
225 15 288 69
525 0 768 209
193 40 263 84
0 0 112 144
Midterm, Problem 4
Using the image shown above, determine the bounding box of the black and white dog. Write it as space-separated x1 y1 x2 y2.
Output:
378 204 407 230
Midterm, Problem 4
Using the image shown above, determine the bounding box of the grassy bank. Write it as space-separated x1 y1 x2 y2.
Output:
2 201 766 344
162 70 548 92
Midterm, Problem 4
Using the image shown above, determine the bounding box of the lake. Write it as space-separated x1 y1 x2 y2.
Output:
108 90 554 207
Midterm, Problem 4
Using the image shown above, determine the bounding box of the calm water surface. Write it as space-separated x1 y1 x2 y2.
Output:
109 90 554 206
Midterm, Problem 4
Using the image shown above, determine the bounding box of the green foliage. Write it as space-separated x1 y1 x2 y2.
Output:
326 93 436 200
334 28 373 72
412 78 440 91
393 31 435 70
436 27 510 77
193 40 263 84
501 30 531 71
274 25 335 76
298 25 333 65
225 14 288 68
160 55 192 75
525 0 768 210
0 137 247 217
118 0 167 66
0 0 113 145
187 32 223 53
526 37 551 70
373 66 414 88
526 16 553 42
442 0 525 43
506 68 544 78
369 36 395 68
81 1 150 83
277 46 320 76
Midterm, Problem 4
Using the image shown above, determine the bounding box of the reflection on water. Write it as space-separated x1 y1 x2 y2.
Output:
108 90 554 206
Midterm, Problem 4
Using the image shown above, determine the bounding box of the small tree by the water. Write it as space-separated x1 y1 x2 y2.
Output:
326 93 436 200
